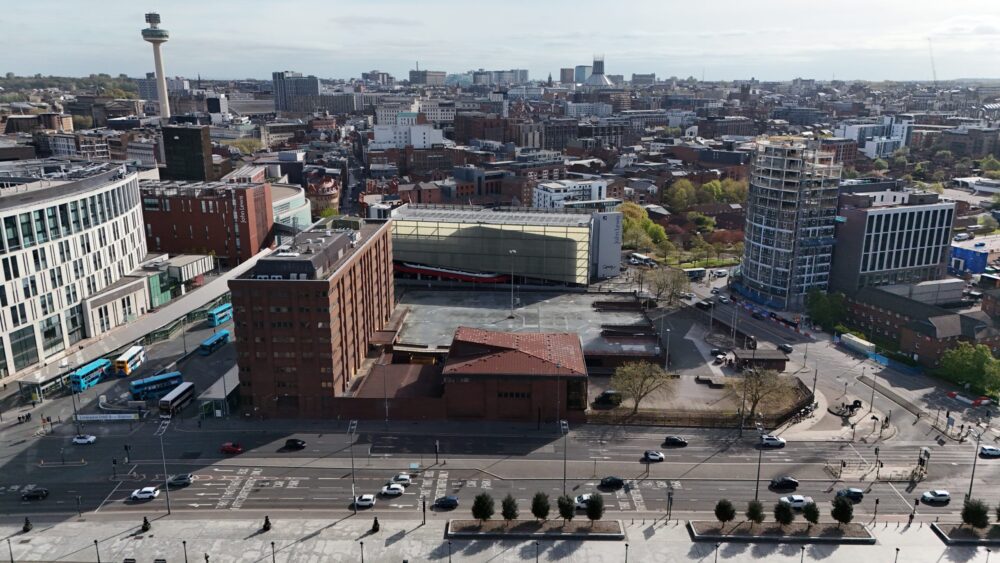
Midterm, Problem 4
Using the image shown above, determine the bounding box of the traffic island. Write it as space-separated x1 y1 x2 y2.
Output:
688 521 876 544
446 519 625 540
931 523 1000 545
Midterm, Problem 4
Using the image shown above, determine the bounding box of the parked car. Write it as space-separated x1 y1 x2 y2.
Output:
434 496 459 509
777 343 794 354
715 270 728 277
836 488 865 503
130 487 160 501
769 476 799 490
644 450 665 462
681 292 695 300
710 348 723 356
380 484 405 497
354 494 376 508
594 390 623 406
574 493 593 510
752 311 766 320
778 495 814 509
392 474 412 486
167 474 193 488
21 487 49 500
72 434 97 445
921 490 951 504
760 435 787 448
714 354 726 364
284 439 306 450
718 297 731 305
711 288 721 295
696 300 714 310
980 445 1000 457
220 442 244 454
600 476 625 490
663 436 688 447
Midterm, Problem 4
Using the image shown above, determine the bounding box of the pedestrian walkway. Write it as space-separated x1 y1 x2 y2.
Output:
0 513 990 562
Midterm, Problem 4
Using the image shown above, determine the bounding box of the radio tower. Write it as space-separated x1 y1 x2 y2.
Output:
141 12 171 118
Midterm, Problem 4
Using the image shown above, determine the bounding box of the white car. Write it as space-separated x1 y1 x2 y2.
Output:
381 484 405 497
355 494 376 508
130 487 160 501
760 434 787 448
719 297 731 304
72 435 97 445
778 495 814 509
921 490 951 504
392 473 412 486
575 493 593 510
981 445 1000 457
644 450 665 462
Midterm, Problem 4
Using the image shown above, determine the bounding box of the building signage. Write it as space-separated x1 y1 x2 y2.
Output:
75 413 140 422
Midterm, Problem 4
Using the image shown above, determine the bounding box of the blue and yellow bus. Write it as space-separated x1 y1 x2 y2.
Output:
69 359 112 392
207 303 233 327
129 371 183 400
114 345 146 376
199 330 230 355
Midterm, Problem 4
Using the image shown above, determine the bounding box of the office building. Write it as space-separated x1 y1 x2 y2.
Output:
408 70 447 86
161 124 215 181
737 138 841 310
532 179 607 208
631 73 656 86
0 160 147 380
140 180 275 267
271 71 321 113
830 189 954 293
560 68 575 84
370 123 445 150
229 217 394 418
574 65 592 83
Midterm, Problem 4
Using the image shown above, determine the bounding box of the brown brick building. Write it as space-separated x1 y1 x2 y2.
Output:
140 180 275 267
229 217 394 418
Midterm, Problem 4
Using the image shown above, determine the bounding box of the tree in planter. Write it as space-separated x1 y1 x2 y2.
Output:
557 495 575 522
714 499 736 530
962 499 990 529
831 496 853 528
803 502 820 530
728 369 794 422
531 492 551 521
472 493 495 524
774 501 795 529
586 493 605 526
501 494 519 526
610 361 675 414
745 500 765 529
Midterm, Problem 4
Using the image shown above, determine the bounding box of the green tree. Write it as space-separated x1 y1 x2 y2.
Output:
746 500 765 529
937 342 1000 394
980 215 999 233
72 115 93 130
714 499 736 528
557 494 575 522
719 178 748 204
664 179 697 212
472 493 495 523
697 179 723 204
611 361 675 414
585 493 605 525
687 211 716 233
501 493 519 525
319 207 338 218
831 496 853 528
657 238 677 261
623 226 655 252
843 167 859 179
933 149 954 166
531 492 550 521
873 158 888 171
225 138 263 155
728 370 794 422
643 219 667 244
981 154 1000 171
962 499 990 529
803 502 820 529
892 156 908 169
774 501 795 528
619 201 647 222
805 289 846 329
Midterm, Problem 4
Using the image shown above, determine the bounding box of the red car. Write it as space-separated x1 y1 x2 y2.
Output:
220 442 244 454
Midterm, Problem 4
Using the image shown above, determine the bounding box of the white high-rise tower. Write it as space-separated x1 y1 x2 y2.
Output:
141 12 171 118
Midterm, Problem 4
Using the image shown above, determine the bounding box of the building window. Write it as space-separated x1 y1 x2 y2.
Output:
9 325 38 371
40 314 64 355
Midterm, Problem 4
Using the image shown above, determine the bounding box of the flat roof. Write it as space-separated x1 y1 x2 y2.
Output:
954 234 1000 251
0 160 127 212
392 204 592 227
396 290 659 357
269 183 301 204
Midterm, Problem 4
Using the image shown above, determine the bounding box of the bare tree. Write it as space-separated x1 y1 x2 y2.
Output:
648 268 691 304
611 361 674 414
728 369 795 421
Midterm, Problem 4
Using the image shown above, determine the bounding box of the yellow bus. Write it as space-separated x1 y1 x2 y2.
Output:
114 345 146 376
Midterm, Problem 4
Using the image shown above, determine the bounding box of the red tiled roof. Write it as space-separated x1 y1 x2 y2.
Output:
443 327 587 378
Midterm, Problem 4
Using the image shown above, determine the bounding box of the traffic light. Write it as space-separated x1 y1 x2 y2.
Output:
875 447 879 457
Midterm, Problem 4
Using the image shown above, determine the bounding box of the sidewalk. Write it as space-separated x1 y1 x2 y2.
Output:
0 513 988 562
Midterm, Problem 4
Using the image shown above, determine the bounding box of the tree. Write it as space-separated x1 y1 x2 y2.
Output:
611 361 674 414
891 156 908 170
745 500 765 529
697 180 723 204
619 202 647 222
472 493 495 523
728 370 794 422
719 179 748 204
843 167 859 179
585 493 604 525
774 502 795 528
980 215 999 233
225 138 263 155
872 158 888 171
981 154 1000 172
664 179 697 212
933 149 954 166
805 289 846 329
647 268 690 303
803 502 820 529
72 115 93 130
962 499 990 529
830 496 853 527
657 238 677 261
687 211 716 233
531 492 550 521
623 226 655 252
319 207 338 218
557 494 575 522
501 493 519 525
937 342 1000 395
714 499 736 528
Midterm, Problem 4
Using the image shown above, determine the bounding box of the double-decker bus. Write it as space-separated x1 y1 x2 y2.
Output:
113 345 146 376
199 330 230 355
129 372 183 400
69 359 112 392
206 303 233 327
159 382 195 419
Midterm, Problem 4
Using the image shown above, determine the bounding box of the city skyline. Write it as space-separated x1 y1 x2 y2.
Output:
1 0 999 82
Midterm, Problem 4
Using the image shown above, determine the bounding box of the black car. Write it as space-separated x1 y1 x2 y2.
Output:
663 436 688 447
600 476 625 490
836 488 865 503
22 488 49 500
769 476 799 490
167 474 193 488
710 348 723 357
434 495 459 509
777 343 794 354
284 439 307 450
594 390 623 406
751 311 766 320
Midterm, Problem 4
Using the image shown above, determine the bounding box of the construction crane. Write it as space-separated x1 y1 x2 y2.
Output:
927 37 938 87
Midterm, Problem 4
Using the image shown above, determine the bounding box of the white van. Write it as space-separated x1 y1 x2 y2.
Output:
954 233 971 242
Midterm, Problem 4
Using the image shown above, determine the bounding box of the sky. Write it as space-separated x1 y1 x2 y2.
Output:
2 0 1000 82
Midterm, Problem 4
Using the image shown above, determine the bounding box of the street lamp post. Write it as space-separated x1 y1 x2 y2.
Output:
70 389 82 434
159 432 171 514
7 538 14 563
508 249 517 319
754 446 763 501
870 369 878 413
271 541 276 563
359 541 364 563
348 420 358 514
665 328 671 370
447 541 452 563
383 368 389 430
967 430 984 501
93 540 101 563
183 540 188 563
625 542 629 563
560 420 569 495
